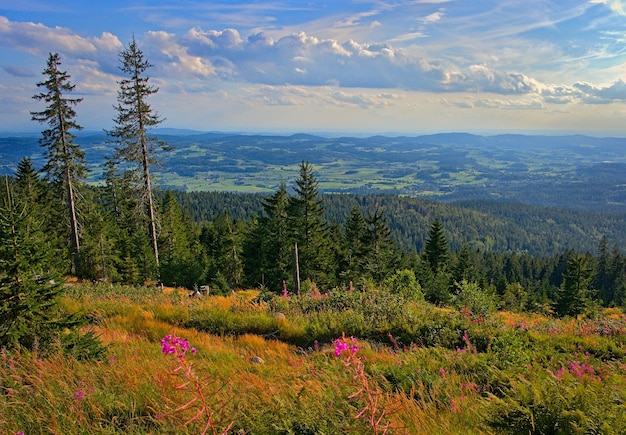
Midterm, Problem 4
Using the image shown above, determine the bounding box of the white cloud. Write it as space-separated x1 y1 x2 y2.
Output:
540 79 626 104
144 30 215 78
0 15 122 57
139 26 547 97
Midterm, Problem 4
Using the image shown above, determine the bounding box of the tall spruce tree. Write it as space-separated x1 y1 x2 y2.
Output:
255 182 292 290
362 206 397 282
423 217 450 273
555 254 596 317
341 205 368 284
0 177 74 351
421 217 452 304
287 161 333 287
200 214 244 292
31 52 86 274
594 236 613 305
158 191 204 288
107 37 167 268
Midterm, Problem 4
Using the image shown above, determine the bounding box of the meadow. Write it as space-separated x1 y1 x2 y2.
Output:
2 282 626 434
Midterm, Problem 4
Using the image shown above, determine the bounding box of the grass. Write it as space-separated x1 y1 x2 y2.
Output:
2 283 626 434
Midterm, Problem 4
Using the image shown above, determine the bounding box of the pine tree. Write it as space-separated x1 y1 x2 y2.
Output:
423 217 450 273
30 52 86 274
75 188 120 282
594 236 612 305
420 217 452 304
453 243 477 284
158 191 204 288
254 182 292 291
200 214 244 293
14 157 44 202
287 161 332 287
555 254 595 317
0 177 75 351
341 205 368 284
107 37 168 268
362 206 398 282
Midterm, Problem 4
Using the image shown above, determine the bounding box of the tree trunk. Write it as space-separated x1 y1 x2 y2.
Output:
292 242 300 296
141 128 159 266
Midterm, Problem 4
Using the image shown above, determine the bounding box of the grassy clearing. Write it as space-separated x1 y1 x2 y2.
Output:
2 283 626 434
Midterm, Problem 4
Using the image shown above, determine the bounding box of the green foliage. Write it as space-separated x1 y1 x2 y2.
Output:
487 374 626 434
555 254 596 318
423 217 450 273
106 37 168 270
0 179 65 352
246 182 292 291
502 282 529 312
383 269 423 300
30 52 87 274
454 279 497 318
288 161 334 288
158 191 205 288
361 205 399 282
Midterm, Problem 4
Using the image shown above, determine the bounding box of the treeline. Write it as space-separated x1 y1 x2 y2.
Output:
4 155 626 316
170 190 626 256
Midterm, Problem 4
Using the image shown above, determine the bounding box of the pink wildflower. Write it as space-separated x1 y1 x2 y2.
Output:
334 336 359 357
161 335 193 358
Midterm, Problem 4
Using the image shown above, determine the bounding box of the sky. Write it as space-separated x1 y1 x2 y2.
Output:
2 0 626 135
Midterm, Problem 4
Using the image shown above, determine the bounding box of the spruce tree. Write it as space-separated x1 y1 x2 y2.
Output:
423 217 450 273
341 205 368 284
594 236 613 305
107 37 168 268
453 243 477 284
75 188 120 282
362 206 397 282
14 157 44 201
0 177 75 351
287 161 332 287
158 191 204 288
421 217 452 304
555 254 595 317
255 182 292 291
31 52 86 274
200 214 244 292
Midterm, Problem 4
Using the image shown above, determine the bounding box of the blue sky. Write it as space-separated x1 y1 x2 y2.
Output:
2 0 626 135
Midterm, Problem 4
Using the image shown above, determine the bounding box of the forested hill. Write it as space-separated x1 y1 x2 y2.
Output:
168 190 626 257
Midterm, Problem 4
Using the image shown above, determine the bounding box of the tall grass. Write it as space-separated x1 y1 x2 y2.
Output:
2 283 626 434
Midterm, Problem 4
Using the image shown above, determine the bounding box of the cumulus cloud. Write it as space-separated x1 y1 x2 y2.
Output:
0 16 122 56
139 26 546 97
0 16 122 76
3 14 626 109
540 79 626 104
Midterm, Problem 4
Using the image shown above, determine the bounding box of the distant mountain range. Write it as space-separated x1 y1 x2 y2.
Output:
1 131 625 212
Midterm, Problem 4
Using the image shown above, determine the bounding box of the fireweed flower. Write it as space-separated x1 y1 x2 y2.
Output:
161 335 193 358
334 336 359 357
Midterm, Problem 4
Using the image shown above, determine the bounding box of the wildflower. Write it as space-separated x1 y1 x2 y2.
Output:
439 368 446 376
161 335 192 358
334 336 359 357
74 390 85 401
